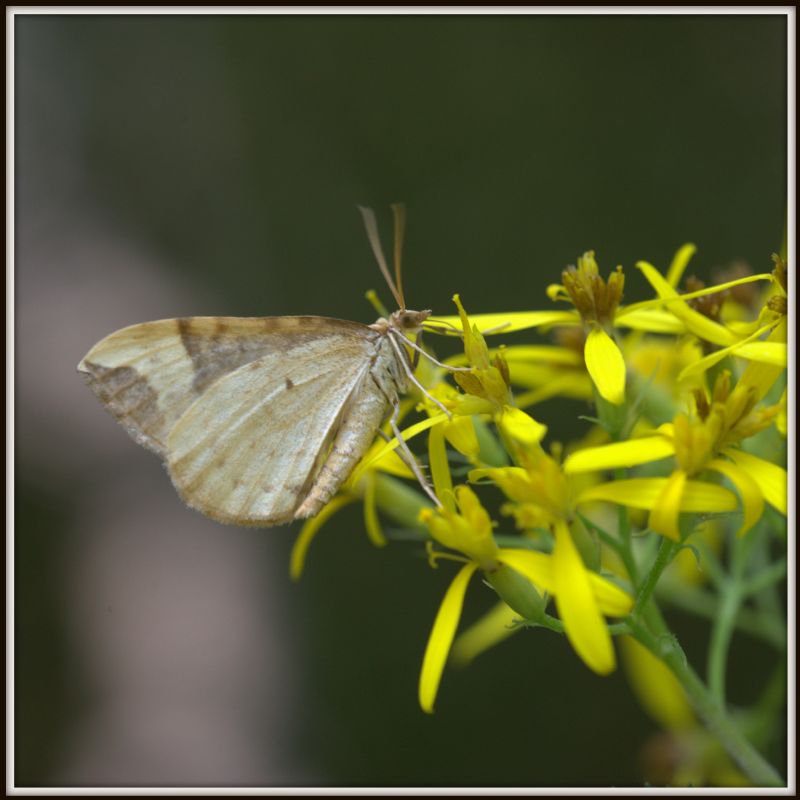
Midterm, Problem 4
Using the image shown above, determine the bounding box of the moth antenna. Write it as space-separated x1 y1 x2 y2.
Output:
423 318 465 336
390 202 407 310
358 205 404 310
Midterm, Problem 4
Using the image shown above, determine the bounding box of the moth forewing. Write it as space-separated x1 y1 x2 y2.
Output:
77 318 206 456
79 316 389 525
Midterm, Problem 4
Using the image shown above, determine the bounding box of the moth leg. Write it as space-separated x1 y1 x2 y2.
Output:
387 401 441 508
410 335 421 372
375 413 433 489
386 334 452 420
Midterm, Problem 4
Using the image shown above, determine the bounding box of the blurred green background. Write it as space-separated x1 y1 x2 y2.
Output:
15 13 787 788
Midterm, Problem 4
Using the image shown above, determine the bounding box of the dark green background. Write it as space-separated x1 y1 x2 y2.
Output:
15 13 787 787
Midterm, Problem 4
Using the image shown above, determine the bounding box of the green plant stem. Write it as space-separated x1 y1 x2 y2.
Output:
690 534 727 589
578 511 639 585
613 468 638 584
748 523 784 624
706 582 741 706
743 558 787 596
707 528 754 708
619 518 784 786
654 581 786 649
742 661 787 750
633 537 677 615
627 612 784 787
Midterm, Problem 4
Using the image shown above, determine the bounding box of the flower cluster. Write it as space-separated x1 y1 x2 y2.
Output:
292 244 788 787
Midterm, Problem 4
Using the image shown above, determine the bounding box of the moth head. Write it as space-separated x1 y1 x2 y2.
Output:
389 308 432 334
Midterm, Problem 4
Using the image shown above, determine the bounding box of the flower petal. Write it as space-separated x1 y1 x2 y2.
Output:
737 318 787 402
648 471 687 541
620 635 694 731
563 436 675 474
552 522 615 675
584 327 626 405
428 424 455 512
350 413 449 483
496 548 554 593
443 415 480 461
419 562 479 713
665 243 697 288
723 448 787 515
498 548 632 618
290 495 357 580
732 341 788 367
589 574 634 617
614 308 687 333
707 457 764 536
356 439 414 480
636 260 739 347
426 310 580 335
502 344 584 366
498 406 548 445
363 472 388 547
776 388 787 437
677 321 783 382
451 601 520 667
577 478 737 513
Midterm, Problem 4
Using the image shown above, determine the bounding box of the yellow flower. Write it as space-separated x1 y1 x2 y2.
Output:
430 247 745 408
415 381 483 479
417 497 632 712
471 446 571 530
555 252 628 405
449 294 547 446
420 485 499 569
564 370 785 539
416 438 633 713
633 247 781 383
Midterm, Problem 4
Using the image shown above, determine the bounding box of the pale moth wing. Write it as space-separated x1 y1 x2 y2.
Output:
78 315 392 525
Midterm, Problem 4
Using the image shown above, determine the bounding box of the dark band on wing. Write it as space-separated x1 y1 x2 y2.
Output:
80 361 166 454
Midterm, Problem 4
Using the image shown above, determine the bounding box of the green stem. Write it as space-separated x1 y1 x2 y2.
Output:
613 469 637 584
627 613 784 787
690 534 727 589
617 513 784 785
706 582 741 706
633 537 677 616
654 581 786 649
742 661 787 751
748 524 784 624
743 558 787 597
578 511 638 586
707 528 754 707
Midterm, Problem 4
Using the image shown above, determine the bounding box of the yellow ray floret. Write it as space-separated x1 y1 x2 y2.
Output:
419 562 479 713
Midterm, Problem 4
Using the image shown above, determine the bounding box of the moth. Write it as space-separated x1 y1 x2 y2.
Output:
78 206 459 527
